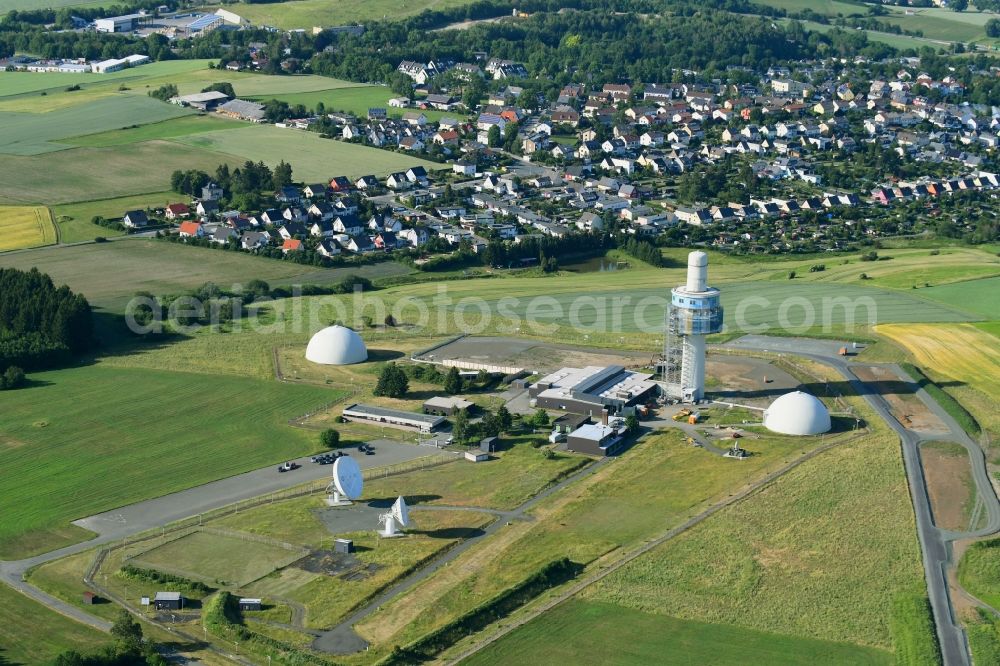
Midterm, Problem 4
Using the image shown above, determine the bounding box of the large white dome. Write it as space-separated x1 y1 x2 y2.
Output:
763 391 831 436
305 325 368 365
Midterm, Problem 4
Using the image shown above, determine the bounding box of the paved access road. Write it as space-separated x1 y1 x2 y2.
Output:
0 441 443 636
722 335 1000 666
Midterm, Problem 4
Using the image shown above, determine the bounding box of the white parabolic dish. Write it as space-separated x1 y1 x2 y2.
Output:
333 456 363 499
391 496 409 527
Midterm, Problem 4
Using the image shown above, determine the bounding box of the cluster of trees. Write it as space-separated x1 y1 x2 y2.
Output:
481 231 611 269
148 84 177 102
54 609 166 665
618 237 664 268
0 269 92 386
374 362 410 398
451 404 514 446
169 160 292 210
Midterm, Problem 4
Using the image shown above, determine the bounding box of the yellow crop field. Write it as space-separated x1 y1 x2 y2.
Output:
878 323 1000 401
0 205 57 251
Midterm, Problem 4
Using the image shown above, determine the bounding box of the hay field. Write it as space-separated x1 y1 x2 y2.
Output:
0 583 108 664
0 205 56 250
174 125 442 181
877 323 1000 402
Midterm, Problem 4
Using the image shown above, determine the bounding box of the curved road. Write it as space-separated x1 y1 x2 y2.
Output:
723 335 1000 666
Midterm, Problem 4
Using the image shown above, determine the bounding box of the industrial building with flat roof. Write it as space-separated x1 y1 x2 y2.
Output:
529 365 658 416
95 13 149 33
423 396 474 416
566 423 625 457
342 403 445 433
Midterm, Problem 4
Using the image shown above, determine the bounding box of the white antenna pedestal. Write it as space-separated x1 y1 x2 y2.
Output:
378 514 405 538
325 486 353 507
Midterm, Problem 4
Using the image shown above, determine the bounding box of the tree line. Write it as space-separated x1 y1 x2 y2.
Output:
0 268 92 387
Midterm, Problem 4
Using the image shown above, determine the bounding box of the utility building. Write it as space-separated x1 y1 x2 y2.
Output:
529 365 657 416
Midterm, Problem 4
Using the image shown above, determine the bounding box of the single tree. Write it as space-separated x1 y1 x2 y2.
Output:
496 405 513 433
320 429 340 448
452 409 470 444
532 408 550 429
444 366 463 394
481 411 502 438
110 609 143 653
624 413 640 434
374 363 409 398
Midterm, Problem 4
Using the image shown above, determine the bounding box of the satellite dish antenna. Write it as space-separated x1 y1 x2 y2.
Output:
378 496 409 538
326 456 363 506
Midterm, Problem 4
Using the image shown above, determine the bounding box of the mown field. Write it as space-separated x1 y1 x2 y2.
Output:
216 0 477 30
464 600 892 666
0 95 195 155
0 140 238 205
920 276 1000 319
175 125 443 181
0 239 413 312
251 87 457 122
0 582 108 665
0 364 337 558
61 115 244 148
0 204 57 250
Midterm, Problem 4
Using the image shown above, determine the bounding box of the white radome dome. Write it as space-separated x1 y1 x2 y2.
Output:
305 325 368 365
763 391 831 436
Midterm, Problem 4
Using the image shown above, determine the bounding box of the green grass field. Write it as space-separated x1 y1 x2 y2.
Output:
0 96 195 155
174 125 443 181
0 364 337 558
62 114 244 148
0 140 238 205
464 600 891 666
132 531 305 587
584 429 924 652
250 86 458 122
0 204 57 250
0 582 109 664
217 0 476 30
959 538 1000 610
0 239 413 312
919 276 1000 319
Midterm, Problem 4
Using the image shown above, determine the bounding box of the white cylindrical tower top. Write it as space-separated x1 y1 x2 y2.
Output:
686 251 708 292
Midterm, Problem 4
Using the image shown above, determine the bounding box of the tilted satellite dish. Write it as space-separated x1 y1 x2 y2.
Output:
379 496 409 538
327 456 363 506
391 496 409 527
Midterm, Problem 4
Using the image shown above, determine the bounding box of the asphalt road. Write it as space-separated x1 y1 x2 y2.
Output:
722 335 1000 666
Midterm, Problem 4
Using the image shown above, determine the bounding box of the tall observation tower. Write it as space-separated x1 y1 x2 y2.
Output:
662 251 723 402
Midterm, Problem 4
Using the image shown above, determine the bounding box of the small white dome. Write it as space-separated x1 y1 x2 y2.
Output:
763 391 831 436
305 325 368 365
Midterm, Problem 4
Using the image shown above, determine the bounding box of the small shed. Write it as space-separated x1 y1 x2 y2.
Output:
334 538 355 554
153 591 184 611
465 451 489 462
238 598 262 612
82 591 97 605
480 436 499 453
511 378 531 390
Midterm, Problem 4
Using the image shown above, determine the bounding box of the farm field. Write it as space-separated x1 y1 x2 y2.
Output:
464 600 891 666
919 276 1000 319
0 140 238 205
583 428 926 654
51 191 174 243
0 239 412 312
877 323 1000 402
0 364 336 558
62 114 244 148
0 96 195 155
251 87 457 122
174 125 443 181
216 0 477 30
0 204 57 250
959 538 1000 611
0 582 108 665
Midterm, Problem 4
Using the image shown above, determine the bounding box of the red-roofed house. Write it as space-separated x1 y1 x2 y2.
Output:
433 129 460 145
166 203 190 220
178 221 203 238
282 238 304 253
329 176 352 192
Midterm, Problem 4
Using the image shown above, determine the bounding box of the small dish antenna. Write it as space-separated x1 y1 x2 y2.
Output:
327 456 363 506
379 496 409 538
